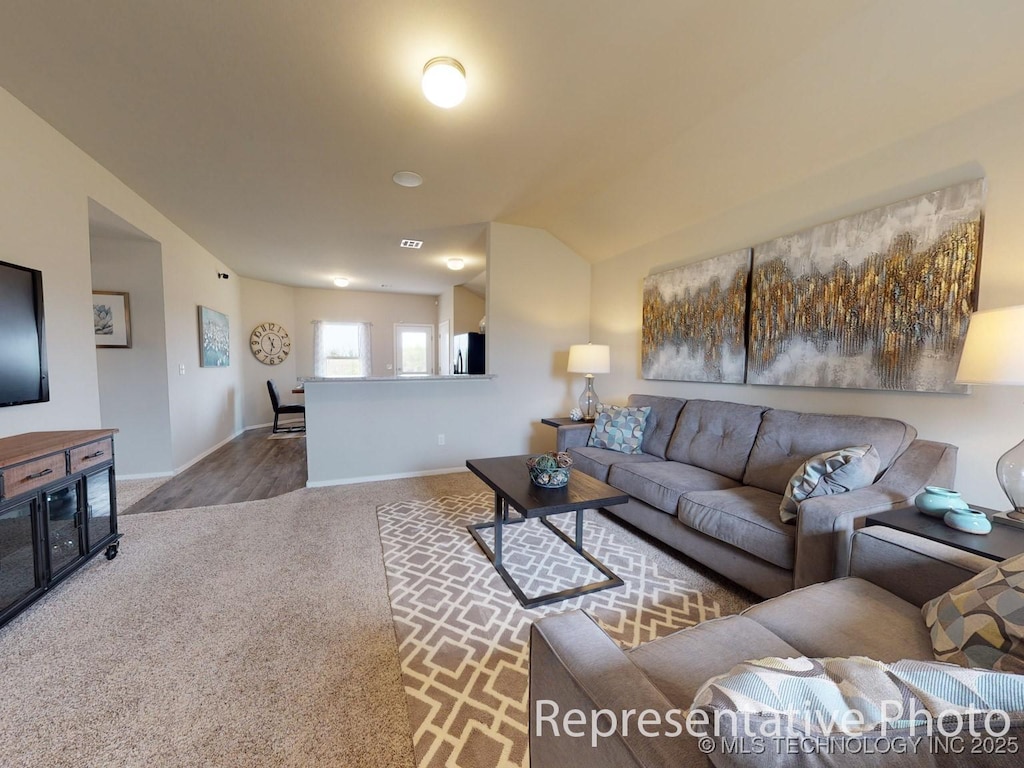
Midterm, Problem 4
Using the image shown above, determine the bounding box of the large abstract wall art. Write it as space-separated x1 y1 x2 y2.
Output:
642 248 751 383
747 180 984 392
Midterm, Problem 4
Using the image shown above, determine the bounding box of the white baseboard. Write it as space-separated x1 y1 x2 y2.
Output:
117 471 175 480
306 465 469 488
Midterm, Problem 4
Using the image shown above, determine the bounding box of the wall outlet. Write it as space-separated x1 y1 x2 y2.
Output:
437 433 445 446
178 364 186 376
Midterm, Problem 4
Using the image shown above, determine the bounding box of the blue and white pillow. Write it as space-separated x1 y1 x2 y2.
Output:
692 655 1024 740
587 404 650 455
780 445 880 523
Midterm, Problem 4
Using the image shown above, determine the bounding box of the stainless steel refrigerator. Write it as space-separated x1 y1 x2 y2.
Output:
453 332 485 374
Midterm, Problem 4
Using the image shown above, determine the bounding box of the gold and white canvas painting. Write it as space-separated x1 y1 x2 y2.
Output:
747 180 984 392
642 249 750 383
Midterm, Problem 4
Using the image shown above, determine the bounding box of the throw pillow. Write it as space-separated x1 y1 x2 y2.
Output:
779 444 880 523
586 404 651 455
690 655 1024 764
922 552 1024 673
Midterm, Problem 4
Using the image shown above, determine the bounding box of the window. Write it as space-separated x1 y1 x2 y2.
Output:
314 321 371 377
395 324 433 376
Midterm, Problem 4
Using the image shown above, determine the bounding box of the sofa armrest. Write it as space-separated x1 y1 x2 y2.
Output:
849 526 996 607
793 439 958 589
530 610 707 768
556 423 594 452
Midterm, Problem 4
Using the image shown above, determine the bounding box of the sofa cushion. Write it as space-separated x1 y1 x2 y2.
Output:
566 446 661 483
742 408 917 495
608 461 739 516
779 444 881 523
626 394 685 459
678 486 796 569
626 615 802 708
742 577 936 661
922 552 1024 673
665 399 766 480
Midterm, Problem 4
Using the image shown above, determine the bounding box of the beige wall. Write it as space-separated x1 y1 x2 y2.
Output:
238 282 447 428
90 235 173 476
591 89 1024 510
0 85 243 473
291 287 439 378
305 222 591 484
240 277 298 428
453 286 485 335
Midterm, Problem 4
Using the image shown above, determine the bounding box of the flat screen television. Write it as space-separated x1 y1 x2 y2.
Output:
0 260 49 407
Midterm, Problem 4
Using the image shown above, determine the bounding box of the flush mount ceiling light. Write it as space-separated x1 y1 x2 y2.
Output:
333 277 350 288
446 258 465 271
421 57 466 108
392 170 423 188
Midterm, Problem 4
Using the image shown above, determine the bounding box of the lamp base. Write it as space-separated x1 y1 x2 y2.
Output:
996 435 1024 518
578 376 600 420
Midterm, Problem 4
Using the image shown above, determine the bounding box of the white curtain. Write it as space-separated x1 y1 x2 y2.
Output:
358 322 373 376
312 320 325 378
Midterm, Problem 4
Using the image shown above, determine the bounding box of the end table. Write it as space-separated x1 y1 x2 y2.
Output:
865 506 1024 562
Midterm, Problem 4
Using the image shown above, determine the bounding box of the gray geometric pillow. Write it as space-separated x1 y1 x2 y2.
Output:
922 552 1024 673
779 444 881 523
587 404 650 455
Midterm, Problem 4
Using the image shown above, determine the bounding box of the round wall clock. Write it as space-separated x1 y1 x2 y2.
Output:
249 322 291 365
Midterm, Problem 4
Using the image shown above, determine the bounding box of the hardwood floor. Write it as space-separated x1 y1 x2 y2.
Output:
124 427 307 514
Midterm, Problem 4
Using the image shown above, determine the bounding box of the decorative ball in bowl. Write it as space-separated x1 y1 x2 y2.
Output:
526 452 573 488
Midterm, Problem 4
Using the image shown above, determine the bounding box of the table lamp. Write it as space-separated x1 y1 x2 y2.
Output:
567 343 610 420
955 304 1024 522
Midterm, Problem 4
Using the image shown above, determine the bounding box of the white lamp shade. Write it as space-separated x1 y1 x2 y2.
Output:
567 344 610 375
955 305 1024 385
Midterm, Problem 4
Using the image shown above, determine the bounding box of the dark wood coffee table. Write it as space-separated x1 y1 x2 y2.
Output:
465 455 629 608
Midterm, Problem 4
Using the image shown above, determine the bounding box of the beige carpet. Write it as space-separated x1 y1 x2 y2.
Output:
378 492 749 768
0 472 752 767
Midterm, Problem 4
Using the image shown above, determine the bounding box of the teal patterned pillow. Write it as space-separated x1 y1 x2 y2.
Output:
587 405 651 455
780 445 880 523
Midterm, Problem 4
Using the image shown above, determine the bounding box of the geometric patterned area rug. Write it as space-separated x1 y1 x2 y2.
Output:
377 491 722 768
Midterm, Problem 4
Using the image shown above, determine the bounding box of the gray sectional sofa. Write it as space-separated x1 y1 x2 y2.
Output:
557 395 957 598
530 527 1015 768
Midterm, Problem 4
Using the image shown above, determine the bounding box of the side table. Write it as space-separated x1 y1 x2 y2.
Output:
865 506 1024 562
540 417 594 428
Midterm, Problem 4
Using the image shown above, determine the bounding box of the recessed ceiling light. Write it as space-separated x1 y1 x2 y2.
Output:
446 258 465 271
333 277 350 288
401 239 423 249
392 171 423 188
422 57 466 108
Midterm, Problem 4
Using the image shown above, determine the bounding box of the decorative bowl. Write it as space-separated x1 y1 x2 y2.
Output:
915 486 970 518
526 452 573 488
943 507 992 535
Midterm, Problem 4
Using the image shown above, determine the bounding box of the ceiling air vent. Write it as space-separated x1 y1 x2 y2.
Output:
400 239 423 249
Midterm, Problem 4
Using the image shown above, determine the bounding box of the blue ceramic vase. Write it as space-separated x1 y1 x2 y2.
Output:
943 507 992 535
915 486 970 518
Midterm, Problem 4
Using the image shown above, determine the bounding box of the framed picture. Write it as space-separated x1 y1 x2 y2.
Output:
199 305 230 367
747 179 984 392
641 248 750 383
93 291 132 348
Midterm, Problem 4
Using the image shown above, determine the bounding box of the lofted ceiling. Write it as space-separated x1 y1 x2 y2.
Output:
1 1 1024 295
